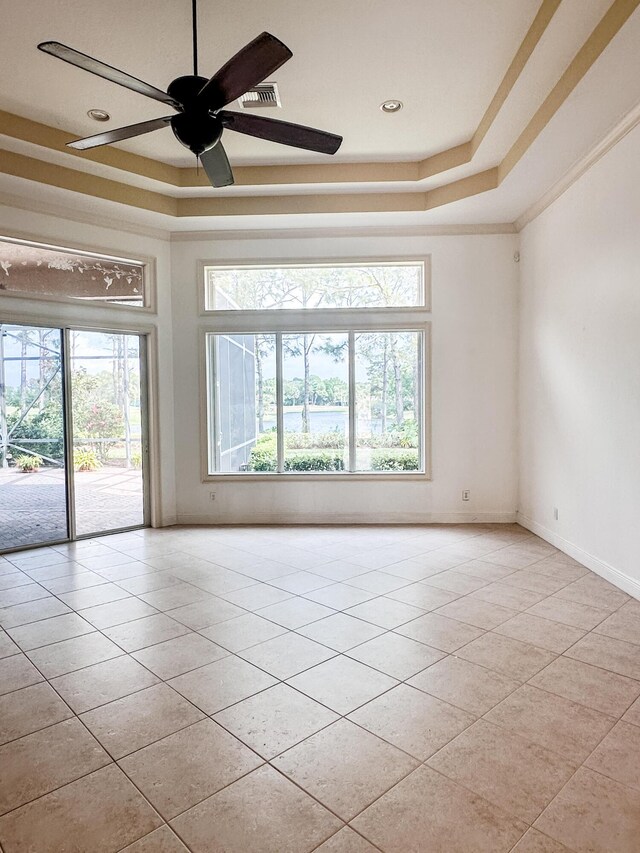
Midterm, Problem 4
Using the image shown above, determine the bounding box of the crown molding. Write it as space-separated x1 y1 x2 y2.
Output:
170 223 518 242
516 98 640 230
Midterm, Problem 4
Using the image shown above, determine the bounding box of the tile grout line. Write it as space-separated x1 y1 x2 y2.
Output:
2 524 637 853
0 649 171 852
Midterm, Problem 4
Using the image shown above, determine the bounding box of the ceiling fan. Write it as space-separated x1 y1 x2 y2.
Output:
37 0 343 187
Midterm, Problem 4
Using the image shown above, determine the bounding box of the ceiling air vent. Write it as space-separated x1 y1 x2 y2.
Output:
237 82 281 109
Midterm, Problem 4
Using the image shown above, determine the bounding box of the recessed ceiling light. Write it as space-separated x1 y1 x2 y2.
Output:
380 100 403 113
87 109 110 122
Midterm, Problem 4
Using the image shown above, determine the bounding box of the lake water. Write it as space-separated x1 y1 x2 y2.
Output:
264 410 347 433
264 410 387 434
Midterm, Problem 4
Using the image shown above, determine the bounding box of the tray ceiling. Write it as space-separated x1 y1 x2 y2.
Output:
0 0 639 227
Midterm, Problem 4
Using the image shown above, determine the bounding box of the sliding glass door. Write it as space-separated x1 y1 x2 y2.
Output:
0 322 148 552
69 331 147 537
0 324 68 549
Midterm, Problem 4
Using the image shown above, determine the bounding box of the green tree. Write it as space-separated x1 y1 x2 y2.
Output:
6 396 64 461
254 334 274 432
71 369 124 462
324 377 348 406
208 265 421 436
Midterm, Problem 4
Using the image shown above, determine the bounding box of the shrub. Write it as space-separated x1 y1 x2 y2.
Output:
255 433 277 447
357 433 396 448
248 433 277 470
248 445 345 472
248 446 277 471
283 431 346 450
370 449 420 471
74 448 101 472
131 450 142 470
396 419 419 448
356 424 418 450
313 431 347 449
14 454 43 472
284 451 345 472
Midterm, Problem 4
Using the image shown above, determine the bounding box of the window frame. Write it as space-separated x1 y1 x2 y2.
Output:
0 231 156 313
198 256 431 316
197 256 432 483
0 309 163 531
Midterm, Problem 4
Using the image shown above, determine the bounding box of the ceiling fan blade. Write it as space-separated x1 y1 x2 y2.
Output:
67 116 173 150
197 32 292 111
38 41 182 110
200 143 234 187
220 111 342 155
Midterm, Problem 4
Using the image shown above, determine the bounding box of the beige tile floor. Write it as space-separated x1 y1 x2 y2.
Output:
0 523 639 852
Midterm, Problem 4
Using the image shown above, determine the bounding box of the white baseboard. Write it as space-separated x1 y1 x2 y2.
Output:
175 511 517 526
517 512 640 601
153 516 177 528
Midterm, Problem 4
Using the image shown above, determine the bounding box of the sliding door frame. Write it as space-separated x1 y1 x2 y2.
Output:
0 312 158 551
61 327 75 543
67 327 151 540
0 321 70 553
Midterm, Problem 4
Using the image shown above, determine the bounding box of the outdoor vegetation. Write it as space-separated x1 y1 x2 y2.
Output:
73 448 101 472
0 327 141 471
14 453 43 472
208 265 423 474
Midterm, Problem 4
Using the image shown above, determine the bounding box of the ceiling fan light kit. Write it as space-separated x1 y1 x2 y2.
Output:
37 0 342 188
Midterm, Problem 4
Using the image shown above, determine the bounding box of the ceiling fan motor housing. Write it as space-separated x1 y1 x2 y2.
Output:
168 75 223 156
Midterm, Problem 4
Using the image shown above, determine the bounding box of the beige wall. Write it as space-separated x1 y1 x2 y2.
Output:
0 206 521 527
170 232 520 524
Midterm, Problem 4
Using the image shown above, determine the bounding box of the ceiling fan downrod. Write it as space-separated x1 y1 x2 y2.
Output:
192 0 199 77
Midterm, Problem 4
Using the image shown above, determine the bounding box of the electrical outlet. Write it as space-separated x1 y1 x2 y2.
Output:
209 491 217 502
553 507 559 520
462 490 470 501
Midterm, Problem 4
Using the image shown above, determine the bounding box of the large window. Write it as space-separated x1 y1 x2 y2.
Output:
206 330 424 475
0 235 148 307
204 259 429 477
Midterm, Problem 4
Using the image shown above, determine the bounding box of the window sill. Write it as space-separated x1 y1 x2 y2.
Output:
203 471 431 482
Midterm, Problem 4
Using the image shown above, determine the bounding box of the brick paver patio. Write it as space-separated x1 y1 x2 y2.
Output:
0 466 144 550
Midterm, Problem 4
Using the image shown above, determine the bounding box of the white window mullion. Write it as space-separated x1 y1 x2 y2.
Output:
419 331 425 474
206 336 221 474
275 332 284 473
348 330 356 472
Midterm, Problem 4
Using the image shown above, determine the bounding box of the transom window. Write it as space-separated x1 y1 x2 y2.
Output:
204 260 426 311
0 235 147 307
204 260 430 478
